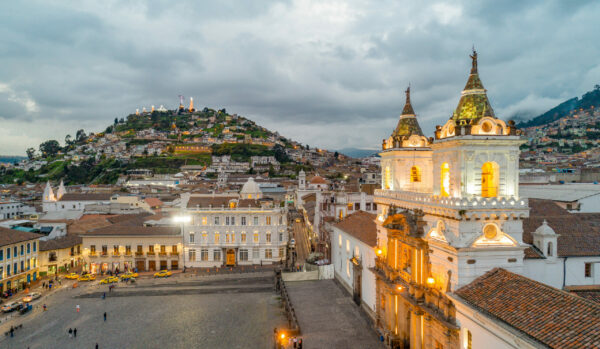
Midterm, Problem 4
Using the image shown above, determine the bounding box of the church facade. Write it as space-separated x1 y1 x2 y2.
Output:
373 51 527 349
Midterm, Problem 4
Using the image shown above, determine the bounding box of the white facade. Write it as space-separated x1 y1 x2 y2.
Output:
182 196 288 268
0 202 36 220
331 226 376 315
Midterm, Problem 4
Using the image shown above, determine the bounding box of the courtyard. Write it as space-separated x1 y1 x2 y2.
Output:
0 272 287 349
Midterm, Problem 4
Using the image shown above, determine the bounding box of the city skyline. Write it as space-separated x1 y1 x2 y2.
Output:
1 1 600 155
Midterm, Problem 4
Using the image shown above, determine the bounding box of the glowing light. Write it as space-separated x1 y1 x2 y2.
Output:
174 216 192 223
376 249 383 255
426 277 435 286
280 333 285 340
397 285 403 291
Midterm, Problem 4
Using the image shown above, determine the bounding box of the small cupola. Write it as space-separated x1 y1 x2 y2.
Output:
532 220 559 259
383 86 430 150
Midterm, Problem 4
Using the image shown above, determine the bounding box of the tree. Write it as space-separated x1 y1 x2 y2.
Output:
334 151 339 159
39 140 61 157
26 148 36 160
75 129 87 143
114 117 118 125
65 134 72 146
119 118 125 123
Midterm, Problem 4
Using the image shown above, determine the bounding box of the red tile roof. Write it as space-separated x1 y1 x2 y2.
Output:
333 211 377 247
0 227 43 246
455 268 600 349
523 199 600 257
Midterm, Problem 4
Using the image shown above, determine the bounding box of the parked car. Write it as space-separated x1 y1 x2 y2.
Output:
100 276 119 284
119 272 138 279
65 273 80 280
153 270 172 278
78 275 96 282
290 238 296 246
22 292 41 303
2 302 21 313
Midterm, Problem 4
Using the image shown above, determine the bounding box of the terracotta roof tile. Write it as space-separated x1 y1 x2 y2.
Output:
58 193 112 201
187 196 238 208
455 268 600 349
0 227 43 246
39 234 82 251
523 199 600 257
334 211 377 247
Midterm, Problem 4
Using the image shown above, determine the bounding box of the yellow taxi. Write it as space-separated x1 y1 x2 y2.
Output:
78 274 96 282
65 273 80 280
153 270 172 278
100 276 119 284
120 272 138 279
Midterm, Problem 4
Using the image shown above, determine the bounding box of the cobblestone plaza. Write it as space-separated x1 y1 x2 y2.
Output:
0 272 286 349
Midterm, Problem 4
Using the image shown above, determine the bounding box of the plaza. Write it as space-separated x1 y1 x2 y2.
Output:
0 272 287 349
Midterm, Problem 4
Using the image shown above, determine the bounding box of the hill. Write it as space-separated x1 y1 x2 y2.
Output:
0 156 26 164
0 106 324 185
518 85 600 128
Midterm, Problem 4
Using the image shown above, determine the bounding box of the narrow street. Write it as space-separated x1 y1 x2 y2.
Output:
290 211 311 264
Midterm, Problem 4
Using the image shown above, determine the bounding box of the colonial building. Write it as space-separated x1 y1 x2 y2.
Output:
38 234 83 276
373 51 526 348
0 227 42 292
42 181 112 212
181 178 288 267
79 214 182 273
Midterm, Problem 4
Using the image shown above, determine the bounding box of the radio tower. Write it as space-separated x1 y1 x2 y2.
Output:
178 95 185 110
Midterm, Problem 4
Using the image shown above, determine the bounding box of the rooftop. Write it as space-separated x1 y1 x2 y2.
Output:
454 268 600 349
333 211 377 247
0 227 43 246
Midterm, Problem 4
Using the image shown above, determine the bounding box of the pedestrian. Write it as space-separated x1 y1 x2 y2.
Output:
293 337 297 348
76 304 80 312
102 292 106 299
68 328 72 338
298 339 302 349
43 304 47 311
96 343 99 349
73 328 77 338
10 326 14 338
104 312 107 321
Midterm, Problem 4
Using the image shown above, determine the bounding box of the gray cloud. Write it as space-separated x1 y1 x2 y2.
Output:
0 0 599 155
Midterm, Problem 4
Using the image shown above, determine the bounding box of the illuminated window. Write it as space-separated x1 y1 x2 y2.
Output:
441 163 450 197
202 217 207 225
266 216 271 225
266 232 271 243
241 232 247 243
214 233 220 244
338 234 342 247
384 166 391 189
481 162 499 198
253 233 259 243
410 166 421 182
467 330 472 349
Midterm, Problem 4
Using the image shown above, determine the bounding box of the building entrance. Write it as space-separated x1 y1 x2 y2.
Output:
226 249 236 266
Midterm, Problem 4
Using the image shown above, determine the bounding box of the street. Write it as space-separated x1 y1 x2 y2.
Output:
291 214 311 264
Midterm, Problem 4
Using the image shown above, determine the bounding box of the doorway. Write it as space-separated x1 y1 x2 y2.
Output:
171 260 178 270
148 260 156 271
160 260 167 270
226 249 236 266
136 260 146 272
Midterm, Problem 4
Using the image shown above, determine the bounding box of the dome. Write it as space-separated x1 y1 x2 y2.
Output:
240 177 262 199
310 176 328 184
534 220 557 236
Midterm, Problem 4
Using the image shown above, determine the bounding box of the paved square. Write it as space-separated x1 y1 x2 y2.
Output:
0 273 286 349
286 279 383 349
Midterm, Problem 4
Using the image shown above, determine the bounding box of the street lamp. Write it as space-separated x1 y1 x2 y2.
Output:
174 215 191 272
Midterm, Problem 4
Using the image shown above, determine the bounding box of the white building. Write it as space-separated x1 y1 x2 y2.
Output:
42 181 112 212
0 201 36 220
330 211 377 317
181 179 288 267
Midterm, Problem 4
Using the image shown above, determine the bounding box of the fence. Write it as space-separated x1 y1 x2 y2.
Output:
275 269 301 336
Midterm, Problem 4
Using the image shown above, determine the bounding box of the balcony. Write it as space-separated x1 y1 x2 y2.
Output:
170 252 179 256
135 252 144 256
100 253 109 257
146 252 156 256
89 252 97 257
158 252 167 257
112 253 120 257
124 252 132 256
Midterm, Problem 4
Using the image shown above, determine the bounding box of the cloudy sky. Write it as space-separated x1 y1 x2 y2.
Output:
1 0 599 155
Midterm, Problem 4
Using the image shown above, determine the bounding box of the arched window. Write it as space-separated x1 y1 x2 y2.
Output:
440 163 450 197
481 162 499 197
384 166 391 189
410 166 421 182
547 242 553 256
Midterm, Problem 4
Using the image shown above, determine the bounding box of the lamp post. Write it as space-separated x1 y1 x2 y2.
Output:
174 215 191 272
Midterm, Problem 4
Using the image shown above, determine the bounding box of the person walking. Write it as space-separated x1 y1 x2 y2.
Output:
73 328 77 338
68 328 72 338
10 326 14 338
96 344 99 349
76 304 80 312
104 312 107 321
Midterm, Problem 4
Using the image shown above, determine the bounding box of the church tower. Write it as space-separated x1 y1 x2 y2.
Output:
380 86 432 194
56 180 66 200
43 181 56 202
298 169 306 190
373 51 529 349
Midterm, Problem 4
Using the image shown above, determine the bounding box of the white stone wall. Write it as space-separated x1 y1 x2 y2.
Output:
523 256 600 289
331 227 376 313
183 208 288 267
